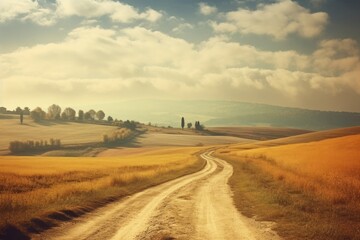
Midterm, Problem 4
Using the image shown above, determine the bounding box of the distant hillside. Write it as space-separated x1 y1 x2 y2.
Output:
205 107 360 130
94 100 360 130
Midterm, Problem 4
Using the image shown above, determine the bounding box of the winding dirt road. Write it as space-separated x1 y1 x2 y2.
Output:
33 151 281 240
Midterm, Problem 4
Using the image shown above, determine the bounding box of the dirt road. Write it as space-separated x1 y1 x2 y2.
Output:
32 151 281 240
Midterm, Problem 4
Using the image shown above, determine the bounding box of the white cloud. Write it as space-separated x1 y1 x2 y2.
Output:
22 7 56 26
199 2 217 15
56 0 162 23
213 0 328 39
209 21 237 33
1 26 359 108
0 0 162 25
0 0 38 22
172 23 194 33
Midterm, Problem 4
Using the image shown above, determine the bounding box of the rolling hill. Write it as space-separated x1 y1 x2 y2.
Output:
90 99 360 130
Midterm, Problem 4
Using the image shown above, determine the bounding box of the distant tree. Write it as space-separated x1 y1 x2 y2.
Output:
96 110 105 120
23 107 30 115
78 110 84 121
63 107 76 121
15 107 22 114
0 107 6 114
20 111 24 124
195 121 204 131
121 120 137 130
47 104 62 120
187 122 192 128
61 112 67 120
30 107 46 122
107 116 113 122
181 117 185 129
84 112 91 120
87 109 96 120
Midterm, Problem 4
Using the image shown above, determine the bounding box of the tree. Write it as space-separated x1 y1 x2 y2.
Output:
23 107 30 115
20 111 24 124
86 109 96 120
47 104 61 120
78 110 84 121
181 117 185 129
195 121 204 131
84 112 91 120
0 107 6 114
122 120 137 130
61 112 67 120
107 116 113 122
96 110 105 120
15 107 22 114
30 107 46 121
63 107 76 121
187 122 192 128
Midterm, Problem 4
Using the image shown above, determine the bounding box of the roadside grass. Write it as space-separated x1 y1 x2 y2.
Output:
215 134 360 240
0 147 206 237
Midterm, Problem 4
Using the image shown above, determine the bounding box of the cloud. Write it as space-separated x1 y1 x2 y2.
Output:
0 0 38 22
213 0 328 39
56 0 162 23
199 2 217 15
172 23 194 33
1 26 359 110
22 7 57 26
0 0 162 25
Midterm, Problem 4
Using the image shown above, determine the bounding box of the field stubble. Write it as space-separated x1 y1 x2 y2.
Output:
0 147 206 237
215 134 360 240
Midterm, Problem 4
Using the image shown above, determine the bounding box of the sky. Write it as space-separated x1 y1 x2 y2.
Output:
0 0 360 112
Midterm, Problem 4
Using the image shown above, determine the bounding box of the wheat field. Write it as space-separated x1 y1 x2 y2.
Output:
215 133 360 239
0 147 205 231
0 116 117 152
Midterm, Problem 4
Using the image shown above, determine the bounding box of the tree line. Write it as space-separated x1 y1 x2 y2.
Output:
3 104 112 123
181 117 204 131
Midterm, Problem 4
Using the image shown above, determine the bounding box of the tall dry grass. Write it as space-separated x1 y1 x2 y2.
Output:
216 134 360 240
0 147 205 233
237 134 360 205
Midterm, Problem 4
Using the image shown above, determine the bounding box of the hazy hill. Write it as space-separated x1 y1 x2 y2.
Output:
93 100 360 130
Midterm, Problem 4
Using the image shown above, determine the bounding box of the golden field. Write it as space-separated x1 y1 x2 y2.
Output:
0 147 205 233
0 116 117 153
216 132 360 240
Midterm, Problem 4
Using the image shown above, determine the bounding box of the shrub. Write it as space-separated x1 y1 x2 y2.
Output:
103 128 132 145
9 139 61 154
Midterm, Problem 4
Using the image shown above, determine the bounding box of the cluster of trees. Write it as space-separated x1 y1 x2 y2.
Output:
0 107 30 115
119 120 138 130
9 138 61 154
103 128 132 145
181 117 204 131
28 104 110 122
194 121 204 131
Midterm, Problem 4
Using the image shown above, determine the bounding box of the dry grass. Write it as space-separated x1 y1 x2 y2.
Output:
227 126 360 151
0 116 117 152
0 147 205 234
136 133 247 147
216 133 360 240
208 126 311 140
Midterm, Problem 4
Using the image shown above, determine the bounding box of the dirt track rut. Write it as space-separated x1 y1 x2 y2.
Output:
33 151 281 240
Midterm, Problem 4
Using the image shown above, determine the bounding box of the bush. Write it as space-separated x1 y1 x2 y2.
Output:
119 120 138 130
103 128 132 145
9 139 61 154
